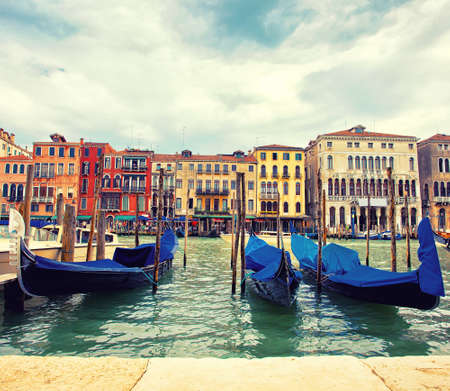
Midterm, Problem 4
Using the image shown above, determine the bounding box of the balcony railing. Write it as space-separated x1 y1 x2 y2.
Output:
196 189 229 196
122 186 146 193
32 196 53 203
122 165 147 172
272 173 279 178
433 196 450 204
260 192 278 200
194 208 230 215
151 185 175 192
282 173 290 178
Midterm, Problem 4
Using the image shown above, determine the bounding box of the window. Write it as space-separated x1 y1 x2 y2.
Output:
67 187 73 199
176 179 182 189
261 152 266 160
409 157 414 171
41 163 48 177
261 201 266 212
34 163 40 177
177 162 182 170
12 164 17 174
368 156 374 170
382 156 387 169
327 155 333 169
409 144 414 150
176 198 182 209
296 182 300 195
272 152 278 160
57 163 64 175
49 163 55 178
434 182 439 196
248 181 254 190
84 148 89 157
381 143 386 149
206 180 211 190
439 158 443 172
115 157 121 169
103 175 111 188
328 178 333 196
68 163 75 175
335 178 339 196
223 164 228 173
232 165 236 171
349 179 355 195
104 157 111 169
362 156 367 170
31 203 39 212
214 164 220 173
347 142 352 148
122 195 129 211
59 147 64 157
187 179 193 189
49 147 55 156
97 148 102 157
348 156 353 169
296 202 301 213
249 165 254 172
354 142 360 148
272 165 278 177
368 143 373 148
20 164 25 174
113 175 121 188
206 164 211 173
231 180 235 190
197 164 203 173
81 179 88 193
69 147 75 157
283 153 290 160
197 180 202 190
375 156 380 170
283 165 289 177
2 184 8 197
283 202 288 213
45 204 53 213
248 199 254 212
295 165 300 178
388 143 393 149
283 182 288 195
295 153 302 160
5 164 10 174
327 142 332 148
341 179 346 196
223 180 228 190
261 165 266 177
389 157 394 169
445 159 449 173
35 146 41 156
214 180 219 191
196 199 202 209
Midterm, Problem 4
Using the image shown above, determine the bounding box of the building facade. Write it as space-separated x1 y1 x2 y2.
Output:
0 128 31 158
418 134 450 231
0 155 32 217
305 125 421 234
253 145 306 232
32 134 81 218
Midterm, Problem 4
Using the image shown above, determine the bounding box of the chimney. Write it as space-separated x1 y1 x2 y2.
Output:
10 133 15 144
80 138 84 145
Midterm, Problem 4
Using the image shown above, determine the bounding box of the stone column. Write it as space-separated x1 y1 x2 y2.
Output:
376 208 381 232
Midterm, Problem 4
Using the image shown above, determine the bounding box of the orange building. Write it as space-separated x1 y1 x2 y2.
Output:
0 155 32 217
32 134 81 218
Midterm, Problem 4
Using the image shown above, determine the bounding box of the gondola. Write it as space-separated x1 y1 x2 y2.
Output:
433 230 450 249
245 234 302 306
290 218 444 310
175 227 185 238
17 229 178 297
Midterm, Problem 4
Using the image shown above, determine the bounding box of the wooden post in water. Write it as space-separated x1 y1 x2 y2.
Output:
183 188 189 267
86 153 104 261
96 210 106 260
231 173 241 294
387 167 397 272
317 172 323 285
135 196 140 247
276 191 281 249
153 169 164 294
322 189 327 245
366 194 370 266
56 193 64 226
240 173 246 294
23 164 34 246
230 192 235 266
62 204 75 261
405 195 411 269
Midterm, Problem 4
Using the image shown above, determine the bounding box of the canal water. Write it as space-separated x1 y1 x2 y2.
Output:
0 236 449 358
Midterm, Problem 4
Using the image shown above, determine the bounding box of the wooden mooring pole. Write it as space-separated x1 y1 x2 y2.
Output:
153 169 164 294
183 188 189 267
240 173 246 294
366 194 370 266
317 172 323 286
56 193 64 226
23 164 33 246
405 195 411 269
62 204 75 262
276 191 281 249
231 173 241 294
96 210 106 260
230 192 235 267
322 189 327 245
135 195 140 247
387 167 397 272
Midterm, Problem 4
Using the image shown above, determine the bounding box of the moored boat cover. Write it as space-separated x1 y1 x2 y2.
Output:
33 257 136 272
290 233 318 270
319 243 360 274
112 229 178 268
417 218 445 296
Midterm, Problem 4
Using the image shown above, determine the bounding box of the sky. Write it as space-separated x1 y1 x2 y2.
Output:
0 0 449 154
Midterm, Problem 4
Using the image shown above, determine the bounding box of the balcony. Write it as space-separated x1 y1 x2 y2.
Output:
222 170 229 175
295 174 301 179
282 173 290 179
260 210 277 215
196 189 229 196
122 186 146 193
433 196 450 204
151 185 175 192
32 196 53 203
272 173 279 178
122 165 147 172
194 208 230 215
260 192 278 200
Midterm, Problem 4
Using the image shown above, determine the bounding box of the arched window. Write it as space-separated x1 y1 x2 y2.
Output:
272 165 278 177
12 164 18 174
103 175 111 188
9 184 16 201
334 178 339 196
356 179 362 196
348 156 353 169
17 184 24 201
5 164 10 174
411 208 417 226
328 178 333 196
389 157 394 169
376 179 382 196
283 202 288 213
295 182 300 195
441 182 446 197
2 184 7 197
261 165 266 177
273 202 278 212
370 179 375 195
152 193 158 207
383 179 388 196
327 155 333 169
267 202 272 212
439 158 443 172
296 202 301 213
283 165 289 177
20 164 25 174
329 207 336 227
375 156 380 170
447 182 450 197
261 201 266 212
368 157 374 171
362 156 367 170
405 180 410 196
363 179 368 196
114 175 121 188
434 182 439 196
382 156 387 169
424 183 429 200
398 180 404 196
283 182 288 195
355 156 360 169
409 158 415 171
446 159 450 173
273 181 278 194
341 179 346 196
261 181 266 193
122 195 129 211
339 207 345 225
267 182 272 194
439 208 446 230
295 165 300 178
349 179 355 196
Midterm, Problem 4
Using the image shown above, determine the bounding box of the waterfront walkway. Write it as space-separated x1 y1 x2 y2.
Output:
0 355 448 390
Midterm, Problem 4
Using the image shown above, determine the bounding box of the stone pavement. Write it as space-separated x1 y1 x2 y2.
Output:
0 355 449 391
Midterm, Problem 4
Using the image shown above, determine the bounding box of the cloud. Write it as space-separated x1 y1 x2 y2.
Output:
0 0 449 154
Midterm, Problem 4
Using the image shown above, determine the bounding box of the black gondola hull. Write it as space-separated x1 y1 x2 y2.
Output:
247 276 300 307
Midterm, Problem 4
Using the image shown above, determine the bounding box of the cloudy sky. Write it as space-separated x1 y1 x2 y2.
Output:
0 0 449 154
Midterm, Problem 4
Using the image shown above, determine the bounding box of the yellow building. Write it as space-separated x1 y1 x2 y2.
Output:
305 125 421 235
0 128 31 158
253 144 306 232
154 150 257 234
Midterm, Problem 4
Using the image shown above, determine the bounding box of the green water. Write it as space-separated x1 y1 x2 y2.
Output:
0 237 449 358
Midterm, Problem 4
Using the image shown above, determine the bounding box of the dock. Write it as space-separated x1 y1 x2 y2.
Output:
0 355 448 390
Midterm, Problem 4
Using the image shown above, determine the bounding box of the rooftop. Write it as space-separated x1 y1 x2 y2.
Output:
418 133 450 145
322 125 415 140
255 144 304 151
153 152 257 163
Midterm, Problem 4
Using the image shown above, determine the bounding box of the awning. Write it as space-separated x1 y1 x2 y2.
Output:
114 215 136 221
358 198 387 207
77 215 92 221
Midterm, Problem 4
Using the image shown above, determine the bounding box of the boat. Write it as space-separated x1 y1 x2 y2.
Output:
433 230 450 250
291 218 444 310
175 227 185 238
16 229 178 297
380 230 402 240
244 234 302 306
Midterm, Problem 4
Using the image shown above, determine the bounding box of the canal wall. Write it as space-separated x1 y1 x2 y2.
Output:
0 355 448 390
